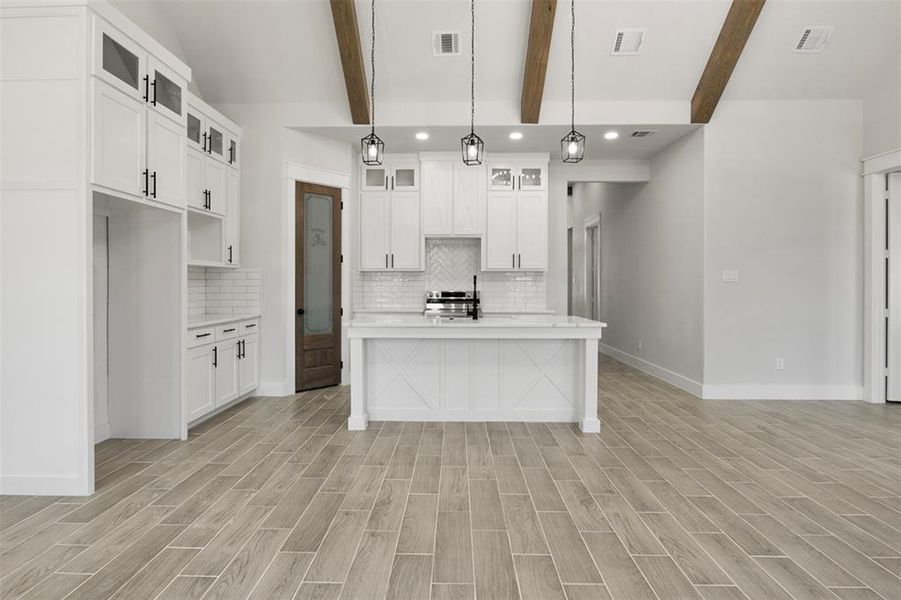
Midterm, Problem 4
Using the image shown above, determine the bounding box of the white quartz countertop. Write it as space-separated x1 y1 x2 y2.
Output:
188 313 261 329
349 314 606 329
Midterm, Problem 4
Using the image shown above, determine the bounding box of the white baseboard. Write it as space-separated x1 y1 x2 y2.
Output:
258 381 292 396
600 344 703 397
0 474 91 496
701 384 863 401
94 422 110 444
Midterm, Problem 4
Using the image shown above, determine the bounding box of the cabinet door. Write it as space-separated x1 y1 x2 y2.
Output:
148 57 183 125
487 163 516 191
484 192 518 270
214 339 239 407
93 19 145 101
239 335 259 395
187 345 214 421
389 192 422 270
517 162 547 191
391 161 419 191
515 191 547 270
453 163 485 235
207 121 226 162
186 108 205 153
225 169 239 265
361 166 389 191
186 148 206 210
146 111 185 209
359 192 390 270
227 134 239 167
92 79 146 198
205 157 227 215
421 161 453 235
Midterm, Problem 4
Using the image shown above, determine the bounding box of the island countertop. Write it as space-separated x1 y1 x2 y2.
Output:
348 314 607 329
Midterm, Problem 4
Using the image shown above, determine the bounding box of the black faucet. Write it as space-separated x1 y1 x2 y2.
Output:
471 275 479 321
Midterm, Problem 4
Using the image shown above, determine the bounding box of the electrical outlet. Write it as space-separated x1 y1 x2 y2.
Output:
722 270 740 283
638 340 643 351
775 358 785 370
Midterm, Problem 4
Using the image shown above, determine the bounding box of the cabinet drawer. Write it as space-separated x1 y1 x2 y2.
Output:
188 327 214 348
215 322 241 341
240 319 259 334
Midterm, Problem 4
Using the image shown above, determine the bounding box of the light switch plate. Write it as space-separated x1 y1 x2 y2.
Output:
722 270 739 283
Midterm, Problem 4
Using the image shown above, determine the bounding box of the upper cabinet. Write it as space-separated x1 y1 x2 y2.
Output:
186 100 239 168
90 17 186 209
421 159 485 236
361 160 419 192
486 161 546 191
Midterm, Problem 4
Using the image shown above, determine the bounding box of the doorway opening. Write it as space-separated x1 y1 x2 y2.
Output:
295 181 343 391
566 227 574 316
584 214 601 322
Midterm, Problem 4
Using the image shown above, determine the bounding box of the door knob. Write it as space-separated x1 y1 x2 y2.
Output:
297 308 305 315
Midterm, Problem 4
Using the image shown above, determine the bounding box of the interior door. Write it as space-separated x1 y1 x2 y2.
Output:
516 191 548 270
296 182 342 391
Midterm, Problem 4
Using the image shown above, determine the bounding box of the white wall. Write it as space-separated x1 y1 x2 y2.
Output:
703 100 864 399
568 129 706 391
862 2 901 157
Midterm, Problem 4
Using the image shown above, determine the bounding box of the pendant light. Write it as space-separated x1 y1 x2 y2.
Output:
561 0 584 163
360 0 384 165
460 0 484 165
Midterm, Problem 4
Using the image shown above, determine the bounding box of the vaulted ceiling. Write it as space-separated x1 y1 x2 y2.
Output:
113 0 899 129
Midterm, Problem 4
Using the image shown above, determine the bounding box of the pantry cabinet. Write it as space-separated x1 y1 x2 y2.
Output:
421 159 485 236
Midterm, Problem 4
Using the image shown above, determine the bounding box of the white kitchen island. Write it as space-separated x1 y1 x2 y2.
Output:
347 315 606 432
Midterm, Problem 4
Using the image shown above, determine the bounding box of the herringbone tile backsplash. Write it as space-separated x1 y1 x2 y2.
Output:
354 239 548 313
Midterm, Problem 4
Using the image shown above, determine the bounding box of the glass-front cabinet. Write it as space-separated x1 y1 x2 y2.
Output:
487 161 546 191
361 165 389 191
487 163 515 190
361 159 419 191
95 20 144 98
391 161 419 191
148 58 183 124
517 162 546 191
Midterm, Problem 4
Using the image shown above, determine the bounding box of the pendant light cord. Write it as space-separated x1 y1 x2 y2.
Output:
370 0 376 134
470 0 475 135
570 0 575 132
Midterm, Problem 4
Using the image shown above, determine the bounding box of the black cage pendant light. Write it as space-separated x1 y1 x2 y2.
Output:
561 0 584 163
461 0 484 165
360 0 384 165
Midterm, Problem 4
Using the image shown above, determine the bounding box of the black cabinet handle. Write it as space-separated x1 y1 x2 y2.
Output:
195 332 211 338
212 346 218 367
202 132 207 152
223 327 236 333
151 171 157 198
236 340 242 359
227 245 232 264
229 146 235 164
240 339 245 359
142 169 149 196
391 254 394 268
385 254 388 269
296 308 305 316
518 254 522 269
142 75 149 102
391 176 395 190
207 132 212 154
150 79 157 106
246 323 256 328
512 254 515 268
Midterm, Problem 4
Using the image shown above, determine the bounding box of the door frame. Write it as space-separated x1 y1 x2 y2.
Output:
295 181 342 391
862 148 901 403
282 163 351 396
583 213 601 322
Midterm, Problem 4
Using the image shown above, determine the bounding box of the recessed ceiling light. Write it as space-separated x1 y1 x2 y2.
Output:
415 132 429 141
604 131 620 140
509 132 523 140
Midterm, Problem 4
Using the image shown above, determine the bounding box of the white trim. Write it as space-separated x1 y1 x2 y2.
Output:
0 475 90 496
94 422 110 443
583 213 601 322
285 162 351 190
365 409 581 422
861 147 901 175
701 384 863 401
258 381 292 396
863 173 888 403
600 343 703 397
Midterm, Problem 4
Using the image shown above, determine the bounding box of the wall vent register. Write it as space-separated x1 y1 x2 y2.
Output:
433 31 460 56
611 28 645 55
794 26 833 53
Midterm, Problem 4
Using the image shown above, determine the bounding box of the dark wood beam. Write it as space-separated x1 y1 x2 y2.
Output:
691 0 765 123
330 0 370 125
521 0 557 124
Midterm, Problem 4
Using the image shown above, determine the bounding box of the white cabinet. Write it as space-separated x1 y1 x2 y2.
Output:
225 168 240 265
214 337 239 407
421 161 485 236
486 161 547 191
187 345 215 421
238 334 259 395
185 149 225 215
91 18 186 207
361 160 419 192
360 191 422 271
483 191 547 271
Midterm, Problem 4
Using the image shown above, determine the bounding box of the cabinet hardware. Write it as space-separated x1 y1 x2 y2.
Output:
385 176 388 190
297 308 305 315
202 132 208 152
195 332 211 338
223 327 236 333
213 346 218 367
150 79 157 106
385 254 389 269
142 169 149 196
142 75 149 102
236 340 242 359
246 323 256 328
512 254 515 268
150 171 157 198
518 253 521 268
227 245 233 263
391 254 394 268
391 176 395 190
207 131 212 154
229 146 235 164
240 339 245 359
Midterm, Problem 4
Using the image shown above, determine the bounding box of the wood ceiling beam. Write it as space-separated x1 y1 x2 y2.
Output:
330 0 370 125
521 0 557 124
691 0 765 123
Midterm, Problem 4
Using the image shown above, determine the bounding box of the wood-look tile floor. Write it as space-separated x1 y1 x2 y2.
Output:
3 356 901 600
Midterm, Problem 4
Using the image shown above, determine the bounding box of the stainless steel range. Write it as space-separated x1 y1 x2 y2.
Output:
423 290 482 320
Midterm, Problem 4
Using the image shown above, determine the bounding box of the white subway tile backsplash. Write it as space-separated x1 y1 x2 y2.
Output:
187 266 262 316
353 239 547 312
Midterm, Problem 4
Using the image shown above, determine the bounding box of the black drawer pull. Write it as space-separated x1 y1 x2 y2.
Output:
223 327 236 333
195 332 211 338
245 324 256 328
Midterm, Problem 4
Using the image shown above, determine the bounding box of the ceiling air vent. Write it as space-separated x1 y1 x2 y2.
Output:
433 31 460 56
631 129 657 138
611 29 645 56
794 26 833 52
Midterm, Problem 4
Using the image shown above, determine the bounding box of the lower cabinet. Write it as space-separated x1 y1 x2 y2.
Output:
186 320 259 423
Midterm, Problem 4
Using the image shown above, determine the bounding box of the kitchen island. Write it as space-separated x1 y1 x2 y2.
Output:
347 314 606 432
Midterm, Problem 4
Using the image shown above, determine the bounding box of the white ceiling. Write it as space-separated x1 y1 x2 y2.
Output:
112 0 899 122
292 123 698 159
